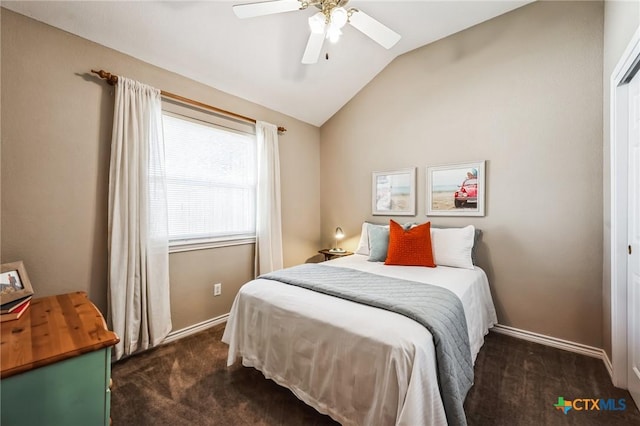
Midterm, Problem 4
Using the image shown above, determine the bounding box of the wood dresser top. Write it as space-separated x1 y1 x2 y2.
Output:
0 291 119 379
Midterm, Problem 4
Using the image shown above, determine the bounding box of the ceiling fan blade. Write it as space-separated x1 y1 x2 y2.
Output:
348 9 401 49
233 0 301 19
301 31 325 64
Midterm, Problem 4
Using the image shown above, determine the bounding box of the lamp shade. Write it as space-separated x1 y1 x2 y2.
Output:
326 26 342 43
330 7 348 28
335 227 344 239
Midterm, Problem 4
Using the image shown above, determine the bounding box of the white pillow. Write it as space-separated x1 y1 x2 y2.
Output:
355 223 370 255
430 225 475 269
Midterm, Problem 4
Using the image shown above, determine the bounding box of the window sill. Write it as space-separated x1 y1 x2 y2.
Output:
169 236 256 253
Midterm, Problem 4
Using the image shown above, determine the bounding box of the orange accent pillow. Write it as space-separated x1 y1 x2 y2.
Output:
384 220 435 267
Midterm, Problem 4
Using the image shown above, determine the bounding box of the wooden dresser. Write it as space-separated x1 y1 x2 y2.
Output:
0 292 119 426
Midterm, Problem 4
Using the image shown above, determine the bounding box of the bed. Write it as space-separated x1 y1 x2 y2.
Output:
222 224 497 426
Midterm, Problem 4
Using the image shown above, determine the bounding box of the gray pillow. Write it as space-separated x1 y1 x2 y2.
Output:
368 225 390 262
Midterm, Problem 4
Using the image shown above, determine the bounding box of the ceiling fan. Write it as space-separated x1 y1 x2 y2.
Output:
233 0 401 64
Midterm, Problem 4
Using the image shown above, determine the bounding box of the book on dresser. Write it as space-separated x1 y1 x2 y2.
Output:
0 295 33 314
0 298 31 322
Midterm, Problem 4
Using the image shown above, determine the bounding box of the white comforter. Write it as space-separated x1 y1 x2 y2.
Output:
222 255 497 426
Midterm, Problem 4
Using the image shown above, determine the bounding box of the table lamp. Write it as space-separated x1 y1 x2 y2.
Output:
330 227 345 253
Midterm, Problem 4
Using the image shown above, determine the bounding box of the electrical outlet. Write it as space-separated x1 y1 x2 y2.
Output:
214 283 222 296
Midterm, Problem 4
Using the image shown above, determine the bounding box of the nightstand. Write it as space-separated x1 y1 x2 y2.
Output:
318 249 353 261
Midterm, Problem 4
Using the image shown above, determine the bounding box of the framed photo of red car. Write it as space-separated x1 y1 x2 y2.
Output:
426 161 486 217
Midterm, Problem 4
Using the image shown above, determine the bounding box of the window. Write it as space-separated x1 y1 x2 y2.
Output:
162 113 256 248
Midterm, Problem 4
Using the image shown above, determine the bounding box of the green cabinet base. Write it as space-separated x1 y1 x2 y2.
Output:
1 348 112 426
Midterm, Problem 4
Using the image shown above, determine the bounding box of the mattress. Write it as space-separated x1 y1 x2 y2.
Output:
222 254 497 426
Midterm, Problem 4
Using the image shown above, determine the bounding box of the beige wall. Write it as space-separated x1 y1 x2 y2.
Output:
602 0 640 359
0 7 2 263
0 9 321 331
2 2 622 348
321 1 604 347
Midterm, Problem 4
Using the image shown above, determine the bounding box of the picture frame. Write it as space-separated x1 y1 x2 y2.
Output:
372 167 416 216
426 161 486 217
0 261 35 305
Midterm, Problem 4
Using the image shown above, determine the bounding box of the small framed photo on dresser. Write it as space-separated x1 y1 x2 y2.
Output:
0 261 34 305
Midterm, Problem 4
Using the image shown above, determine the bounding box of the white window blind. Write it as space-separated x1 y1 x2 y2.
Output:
162 113 256 244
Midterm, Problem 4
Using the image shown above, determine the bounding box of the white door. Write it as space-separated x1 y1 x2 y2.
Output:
628 68 640 408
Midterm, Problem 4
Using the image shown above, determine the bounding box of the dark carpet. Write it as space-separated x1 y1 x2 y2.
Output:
111 325 640 425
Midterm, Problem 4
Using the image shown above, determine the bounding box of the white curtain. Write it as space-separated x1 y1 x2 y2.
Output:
255 121 283 276
108 77 172 360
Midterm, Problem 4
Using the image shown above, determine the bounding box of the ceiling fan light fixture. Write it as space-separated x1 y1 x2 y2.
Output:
326 25 342 43
329 6 348 29
308 12 326 34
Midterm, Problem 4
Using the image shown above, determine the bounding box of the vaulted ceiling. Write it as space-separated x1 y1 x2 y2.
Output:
3 1 533 126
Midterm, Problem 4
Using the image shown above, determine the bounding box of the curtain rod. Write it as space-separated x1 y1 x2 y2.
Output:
91 69 287 133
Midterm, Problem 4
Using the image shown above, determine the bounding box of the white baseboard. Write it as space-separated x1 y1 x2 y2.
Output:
163 313 229 345
163 319 608 359
492 324 606 362
159 319 616 381
602 350 614 379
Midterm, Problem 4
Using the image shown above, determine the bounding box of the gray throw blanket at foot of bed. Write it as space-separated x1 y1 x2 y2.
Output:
260 263 473 426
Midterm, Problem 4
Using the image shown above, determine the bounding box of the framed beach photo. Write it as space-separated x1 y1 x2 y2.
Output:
372 168 416 216
1 261 35 305
426 161 486 217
